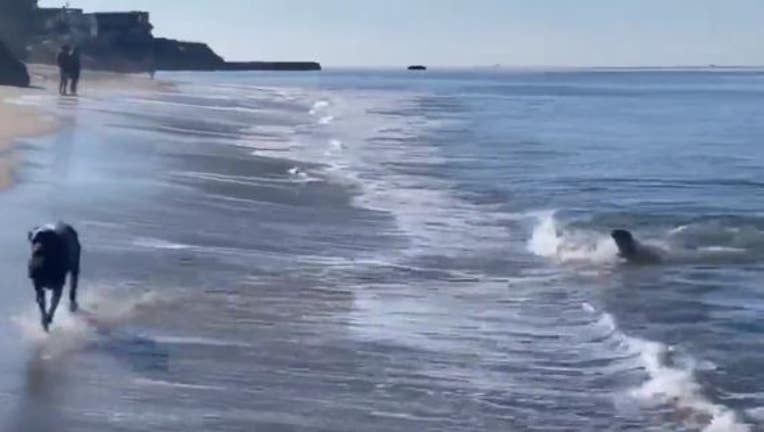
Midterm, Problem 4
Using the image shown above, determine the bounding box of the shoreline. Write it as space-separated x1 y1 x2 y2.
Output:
0 63 170 190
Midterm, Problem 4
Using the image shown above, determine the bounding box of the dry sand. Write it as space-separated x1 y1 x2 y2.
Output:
0 63 168 189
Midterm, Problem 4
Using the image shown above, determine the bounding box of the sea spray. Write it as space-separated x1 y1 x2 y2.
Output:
527 212 618 264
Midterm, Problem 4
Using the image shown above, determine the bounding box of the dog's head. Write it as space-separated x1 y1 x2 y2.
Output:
27 228 64 280
29 229 59 254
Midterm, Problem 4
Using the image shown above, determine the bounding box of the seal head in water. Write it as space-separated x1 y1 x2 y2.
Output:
611 229 663 264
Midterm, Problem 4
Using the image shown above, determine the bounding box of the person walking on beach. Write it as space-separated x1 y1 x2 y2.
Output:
56 45 72 95
69 47 82 95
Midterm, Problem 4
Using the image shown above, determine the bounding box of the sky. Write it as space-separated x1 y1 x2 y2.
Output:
38 0 764 67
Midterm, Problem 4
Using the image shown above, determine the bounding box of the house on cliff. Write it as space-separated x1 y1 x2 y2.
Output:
29 8 155 72
92 12 153 44
34 7 95 41
34 8 151 43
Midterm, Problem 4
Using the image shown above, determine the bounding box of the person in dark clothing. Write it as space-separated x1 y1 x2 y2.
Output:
69 47 81 95
56 45 72 95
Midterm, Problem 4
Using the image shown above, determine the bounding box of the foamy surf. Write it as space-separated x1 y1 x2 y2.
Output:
583 303 750 432
527 211 618 264
133 237 193 250
318 115 335 125
309 100 331 115
149 335 253 348
133 378 226 392
287 166 321 183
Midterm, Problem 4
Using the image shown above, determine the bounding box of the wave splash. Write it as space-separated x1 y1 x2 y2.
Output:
527 211 618 264
527 211 764 265
584 303 750 432
13 285 166 359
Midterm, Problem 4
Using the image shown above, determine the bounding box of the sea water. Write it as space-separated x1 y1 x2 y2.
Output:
2 68 764 431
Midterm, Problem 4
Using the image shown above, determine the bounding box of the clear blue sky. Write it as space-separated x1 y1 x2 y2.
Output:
39 0 764 67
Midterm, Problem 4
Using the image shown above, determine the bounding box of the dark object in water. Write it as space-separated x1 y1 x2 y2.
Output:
408 65 427 71
611 229 663 264
0 40 30 87
28 222 81 331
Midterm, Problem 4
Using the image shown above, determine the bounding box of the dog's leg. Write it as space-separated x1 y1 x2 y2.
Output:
47 286 63 329
69 269 79 312
35 283 48 332
69 234 81 313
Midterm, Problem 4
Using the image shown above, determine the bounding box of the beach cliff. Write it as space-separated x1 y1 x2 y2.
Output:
29 8 321 73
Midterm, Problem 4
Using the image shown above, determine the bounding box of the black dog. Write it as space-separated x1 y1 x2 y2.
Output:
28 222 81 331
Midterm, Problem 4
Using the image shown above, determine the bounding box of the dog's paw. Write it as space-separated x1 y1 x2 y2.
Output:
70 301 79 313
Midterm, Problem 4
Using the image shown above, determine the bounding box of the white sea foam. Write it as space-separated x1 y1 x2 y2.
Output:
309 100 330 115
234 88 513 259
149 335 253 348
318 115 335 125
323 92 511 258
527 211 618 264
287 166 320 183
133 378 227 392
133 237 193 250
583 303 750 432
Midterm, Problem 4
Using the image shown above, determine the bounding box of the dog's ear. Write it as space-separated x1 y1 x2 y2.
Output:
27 230 33 242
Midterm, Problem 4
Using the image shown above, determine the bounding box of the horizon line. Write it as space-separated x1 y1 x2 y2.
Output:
299 64 764 70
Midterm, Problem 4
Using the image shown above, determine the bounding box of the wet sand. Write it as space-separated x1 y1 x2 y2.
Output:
0 67 189 431
0 64 171 191
0 69 439 432
0 86 57 189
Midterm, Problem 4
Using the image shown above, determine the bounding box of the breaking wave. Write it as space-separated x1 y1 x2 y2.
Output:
527 211 618 264
584 303 750 432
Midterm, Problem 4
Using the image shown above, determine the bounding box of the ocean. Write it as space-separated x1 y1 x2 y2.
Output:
2 68 764 431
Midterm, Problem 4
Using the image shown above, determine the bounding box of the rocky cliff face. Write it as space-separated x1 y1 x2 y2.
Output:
0 40 30 87
152 38 224 71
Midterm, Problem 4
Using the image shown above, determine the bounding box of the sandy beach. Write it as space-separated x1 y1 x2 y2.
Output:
0 64 167 189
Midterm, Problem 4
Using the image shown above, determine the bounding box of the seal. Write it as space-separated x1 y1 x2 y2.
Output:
611 229 664 264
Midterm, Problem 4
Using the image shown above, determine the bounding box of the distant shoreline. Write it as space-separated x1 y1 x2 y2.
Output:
313 65 764 72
